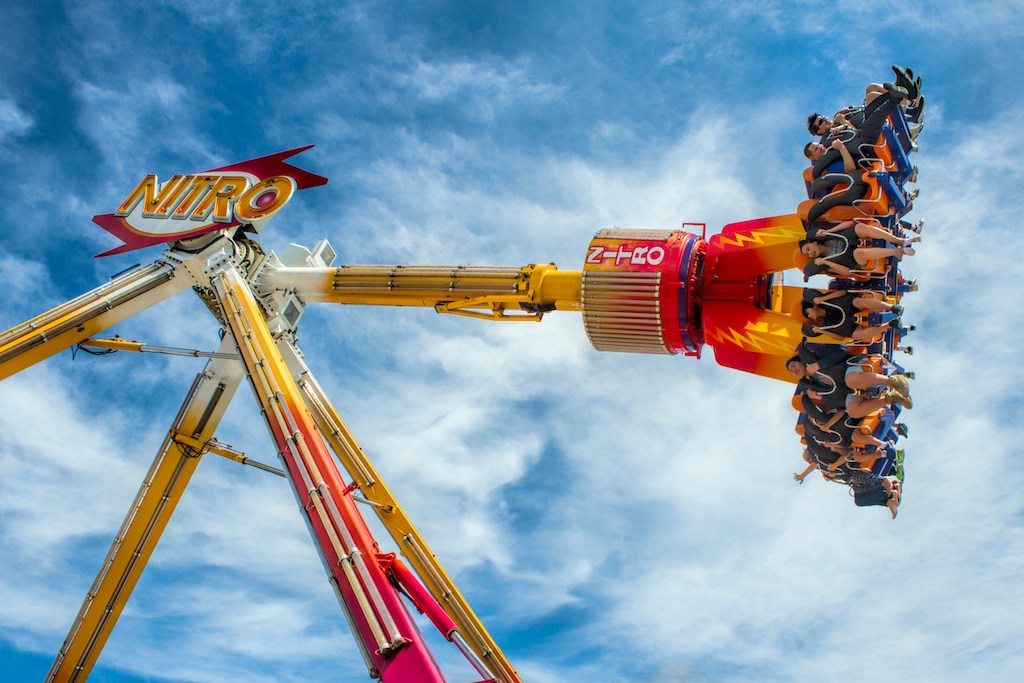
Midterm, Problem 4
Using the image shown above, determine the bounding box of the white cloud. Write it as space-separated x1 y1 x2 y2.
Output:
73 77 220 177
270 92 1024 682
0 97 33 143
404 59 563 118
3 4 1024 682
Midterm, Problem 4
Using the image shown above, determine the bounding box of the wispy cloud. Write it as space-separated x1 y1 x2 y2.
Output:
402 59 563 117
2 3 1024 682
0 97 33 144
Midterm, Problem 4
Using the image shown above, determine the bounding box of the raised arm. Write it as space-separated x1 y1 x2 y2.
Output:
831 139 857 172
812 289 847 304
815 257 853 278
794 461 817 484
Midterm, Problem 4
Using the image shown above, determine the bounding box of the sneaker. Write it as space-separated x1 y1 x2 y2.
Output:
905 371 916 380
888 374 910 394
884 82 909 99
889 318 904 329
892 64 912 84
891 304 904 317
895 423 909 437
890 67 918 100
890 391 913 410
908 95 926 123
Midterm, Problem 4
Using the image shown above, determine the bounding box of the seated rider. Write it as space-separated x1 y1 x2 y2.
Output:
800 288 903 341
800 224 913 280
805 82 897 142
807 111 857 145
824 469 902 518
800 393 894 452
805 219 919 248
794 445 854 482
805 82 910 179
785 344 913 417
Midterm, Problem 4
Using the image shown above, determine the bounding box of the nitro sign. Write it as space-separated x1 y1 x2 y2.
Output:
115 173 294 227
586 243 666 267
93 146 328 257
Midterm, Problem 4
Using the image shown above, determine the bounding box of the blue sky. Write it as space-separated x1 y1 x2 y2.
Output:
2 1 1023 682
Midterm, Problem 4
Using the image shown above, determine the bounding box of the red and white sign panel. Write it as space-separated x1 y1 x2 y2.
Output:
93 145 328 256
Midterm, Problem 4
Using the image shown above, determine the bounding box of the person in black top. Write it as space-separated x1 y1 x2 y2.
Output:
800 224 912 279
806 83 909 179
785 345 913 417
805 79 906 143
804 219 918 247
800 288 902 341
799 393 891 452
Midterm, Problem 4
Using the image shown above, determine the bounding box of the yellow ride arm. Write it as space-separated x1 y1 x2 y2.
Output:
258 263 583 320
0 261 191 381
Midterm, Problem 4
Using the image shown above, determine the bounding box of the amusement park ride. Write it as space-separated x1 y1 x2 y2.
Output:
0 75 921 683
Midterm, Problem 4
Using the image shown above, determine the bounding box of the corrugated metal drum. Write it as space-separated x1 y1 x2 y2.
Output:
581 228 705 355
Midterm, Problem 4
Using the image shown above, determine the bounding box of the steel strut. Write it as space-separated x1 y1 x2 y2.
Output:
279 340 517 683
211 262 448 682
0 261 190 381
46 336 245 682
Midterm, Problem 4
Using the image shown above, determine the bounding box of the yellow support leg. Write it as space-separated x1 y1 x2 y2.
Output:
279 341 522 683
46 339 244 682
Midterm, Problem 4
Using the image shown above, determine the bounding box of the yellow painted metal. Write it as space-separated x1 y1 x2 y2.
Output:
777 284 806 312
212 263 411 674
0 262 190 381
47 337 245 683
16 241 575 681
262 263 583 317
279 341 522 683
77 337 145 353
173 434 285 476
79 337 240 360
532 267 583 311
